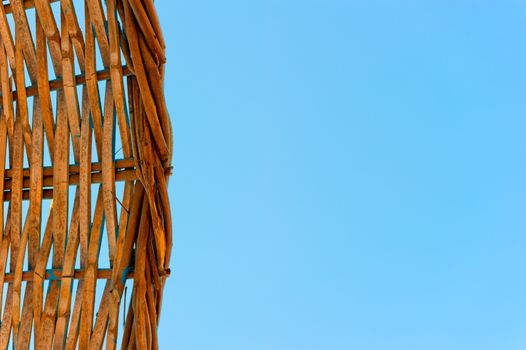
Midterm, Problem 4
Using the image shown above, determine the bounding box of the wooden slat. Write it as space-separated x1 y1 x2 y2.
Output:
35 13 55 162
86 0 110 67
2 268 141 283
79 86 91 269
61 11 81 163
4 158 136 178
83 0 103 159
10 35 25 347
60 0 86 72
0 0 16 70
54 188 80 349
108 0 133 159
4 0 61 15
0 99 7 238
52 89 68 268
18 94 43 349
34 0 63 76
4 167 140 194
88 281 111 349
17 282 34 349
32 206 53 348
9 0 38 83
78 187 104 347
102 83 117 264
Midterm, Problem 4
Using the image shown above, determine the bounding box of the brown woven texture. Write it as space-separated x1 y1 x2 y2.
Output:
0 0 173 348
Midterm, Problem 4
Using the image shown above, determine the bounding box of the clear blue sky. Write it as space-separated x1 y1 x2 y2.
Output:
157 1 526 349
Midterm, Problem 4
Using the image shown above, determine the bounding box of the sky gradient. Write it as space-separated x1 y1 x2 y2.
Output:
158 1 526 349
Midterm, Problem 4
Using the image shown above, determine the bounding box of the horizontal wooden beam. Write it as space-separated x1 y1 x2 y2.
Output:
2 268 135 283
2 66 133 101
4 158 136 179
2 158 139 200
1 267 171 282
4 168 138 191
4 188 53 201
4 158 137 190
2 162 173 201
3 0 61 15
